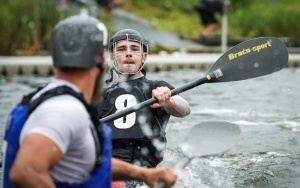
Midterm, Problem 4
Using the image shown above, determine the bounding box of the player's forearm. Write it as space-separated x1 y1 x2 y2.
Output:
10 165 55 188
166 95 191 117
111 158 146 181
112 158 177 188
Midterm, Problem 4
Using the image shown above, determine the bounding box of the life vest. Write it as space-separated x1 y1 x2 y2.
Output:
96 76 174 167
2 85 111 188
98 77 173 140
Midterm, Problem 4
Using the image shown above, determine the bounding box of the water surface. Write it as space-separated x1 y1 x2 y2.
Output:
1 68 299 187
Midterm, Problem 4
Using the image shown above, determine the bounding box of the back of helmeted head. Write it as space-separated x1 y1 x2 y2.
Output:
109 29 148 53
52 14 108 68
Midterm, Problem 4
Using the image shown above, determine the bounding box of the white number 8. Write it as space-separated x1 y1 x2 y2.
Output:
114 94 137 129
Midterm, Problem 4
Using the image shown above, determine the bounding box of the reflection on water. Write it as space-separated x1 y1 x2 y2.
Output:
1 68 300 187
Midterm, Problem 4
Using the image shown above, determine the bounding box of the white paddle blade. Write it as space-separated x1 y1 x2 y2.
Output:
181 121 241 158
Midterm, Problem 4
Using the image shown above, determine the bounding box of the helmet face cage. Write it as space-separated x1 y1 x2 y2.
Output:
109 31 148 75
113 36 143 57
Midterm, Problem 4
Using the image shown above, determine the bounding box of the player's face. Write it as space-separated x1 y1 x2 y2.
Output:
112 40 145 74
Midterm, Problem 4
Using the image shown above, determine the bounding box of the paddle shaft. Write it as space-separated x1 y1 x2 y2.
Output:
100 77 209 122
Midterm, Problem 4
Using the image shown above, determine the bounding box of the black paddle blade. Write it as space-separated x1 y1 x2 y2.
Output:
181 121 241 158
206 37 289 82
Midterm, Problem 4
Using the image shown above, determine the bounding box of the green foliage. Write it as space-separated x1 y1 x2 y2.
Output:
1 0 299 55
0 0 60 55
229 0 251 10
122 0 300 42
229 1 300 42
122 0 200 36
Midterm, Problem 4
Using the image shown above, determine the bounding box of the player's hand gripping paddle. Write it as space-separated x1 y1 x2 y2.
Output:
156 121 241 188
100 37 288 122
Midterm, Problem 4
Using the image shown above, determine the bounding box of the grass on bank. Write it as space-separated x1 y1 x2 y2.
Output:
1 0 300 55
121 0 300 41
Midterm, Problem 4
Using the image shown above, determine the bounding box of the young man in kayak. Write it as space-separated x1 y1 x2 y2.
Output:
2 15 176 188
95 29 190 171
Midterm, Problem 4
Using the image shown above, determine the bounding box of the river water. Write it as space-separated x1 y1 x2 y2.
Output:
0 67 299 187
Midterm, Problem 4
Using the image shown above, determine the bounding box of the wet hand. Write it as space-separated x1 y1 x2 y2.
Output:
144 167 177 188
151 87 174 109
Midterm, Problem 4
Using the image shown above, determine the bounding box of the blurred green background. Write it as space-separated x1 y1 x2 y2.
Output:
0 0 299 55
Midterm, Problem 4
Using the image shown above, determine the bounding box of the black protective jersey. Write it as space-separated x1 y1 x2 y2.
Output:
96 76 174 167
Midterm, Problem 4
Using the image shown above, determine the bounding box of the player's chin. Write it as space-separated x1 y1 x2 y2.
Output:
121 66 138 73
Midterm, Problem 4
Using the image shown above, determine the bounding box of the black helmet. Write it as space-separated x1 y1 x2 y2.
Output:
52 14 108 68
109 29 148 53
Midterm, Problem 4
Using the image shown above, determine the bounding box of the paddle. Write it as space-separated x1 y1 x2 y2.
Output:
100 37 288 122
156 121 241 188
